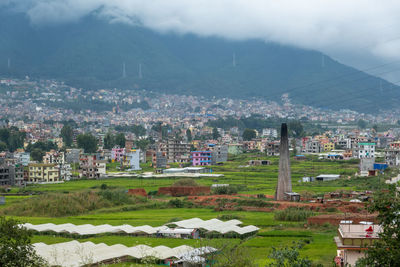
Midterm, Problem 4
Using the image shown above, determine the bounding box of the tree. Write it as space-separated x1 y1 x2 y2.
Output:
242 128 256 141
212 127 221 140
136 139 151 151
76 133 98 153
0 142 7 152
103 132 114 149
114 133 126 148
186 129 192 142
30 148 45 162
355 185 400 266
266 242 312 267
26 141 57 153
0 216 46 267
60 124 73 147
288 120 304 138
0 127 26 152
357 119 367 129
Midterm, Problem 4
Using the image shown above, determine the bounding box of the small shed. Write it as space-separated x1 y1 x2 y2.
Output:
294 155 306 161
316 174 340 181
302 176 314 182
0 197 5 205
284 192 301 202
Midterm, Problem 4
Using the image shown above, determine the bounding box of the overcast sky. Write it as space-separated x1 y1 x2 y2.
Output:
3 0 400 82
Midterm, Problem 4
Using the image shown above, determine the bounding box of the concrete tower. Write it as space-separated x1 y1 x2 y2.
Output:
275 123 292 200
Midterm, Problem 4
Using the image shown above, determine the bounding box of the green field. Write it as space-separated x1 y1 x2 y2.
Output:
2 154 390 266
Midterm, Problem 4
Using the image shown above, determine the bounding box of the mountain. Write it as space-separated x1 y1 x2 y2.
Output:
0 11 399 113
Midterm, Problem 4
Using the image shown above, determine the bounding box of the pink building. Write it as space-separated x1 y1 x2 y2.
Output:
111 147 125 162
191 151 212 166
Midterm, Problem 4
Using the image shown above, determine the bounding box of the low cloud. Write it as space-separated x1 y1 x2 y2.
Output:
3 0 400 79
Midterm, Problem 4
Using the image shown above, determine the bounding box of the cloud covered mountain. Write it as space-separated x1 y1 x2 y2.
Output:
1 10 399 113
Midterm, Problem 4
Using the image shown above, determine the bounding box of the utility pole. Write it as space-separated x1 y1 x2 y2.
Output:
122 62 126 78
138 63 143 79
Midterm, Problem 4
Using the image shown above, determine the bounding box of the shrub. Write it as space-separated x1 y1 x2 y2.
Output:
212 185 240 195
168 198 184 208
147 190 158 196
217 214 242 220
98 189 135 205
236 199 275 208
325 207 337 212
274 207 314 222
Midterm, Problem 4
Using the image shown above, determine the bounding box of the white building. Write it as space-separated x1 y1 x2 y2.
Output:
122 149 141 171
262 128 278 138
354 142 375 159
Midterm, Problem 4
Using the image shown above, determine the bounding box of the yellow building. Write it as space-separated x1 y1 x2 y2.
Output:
323 142 335 152
28 163 60 183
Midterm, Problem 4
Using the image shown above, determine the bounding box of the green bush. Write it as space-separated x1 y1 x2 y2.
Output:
217 214 242 220
98 189 134 205
274 207 314 222
212 185 238 195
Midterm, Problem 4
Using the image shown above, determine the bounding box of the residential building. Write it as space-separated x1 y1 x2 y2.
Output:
323 142 335 152
305 140 323 153
266 141 280 156
191 151 212 166
28 163 60 183
335 223 381 266
385 141 400 166
43 150 65 165
14 152 30 166
211 145 228 164
122 149 141 170
65 149 82 164
79 154 107 179
0 159 20 186
154 152 167 168
59 164 72 181
262 128 278 138
354 142 375 159
165 139 190 163
111 146 125 162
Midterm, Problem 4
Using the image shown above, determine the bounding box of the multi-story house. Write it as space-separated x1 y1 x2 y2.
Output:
191 151 212 166
79 154 107 179
154 152 167 168
121 149 141 170
266 141 280 156
305 140 323 153
262 128 278 138
210 145 228 164
354 142 375 159
0 159 22 186
65 149 82 164
385 141 400 166
14 152 30 166
165 139 190 163
334 223 381 266
28 163 60 183
323 142 335 152
111 147 125 162
43 150 65 165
